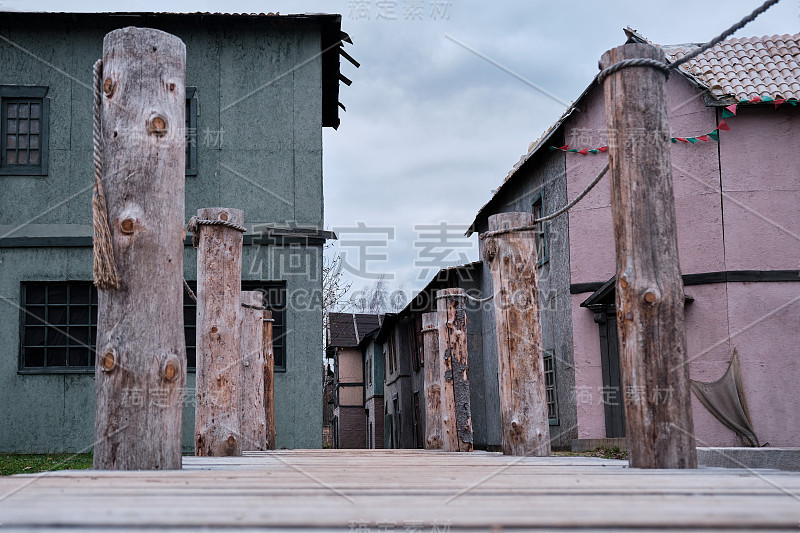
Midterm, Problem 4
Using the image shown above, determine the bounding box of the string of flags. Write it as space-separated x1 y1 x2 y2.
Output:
550 97 798 154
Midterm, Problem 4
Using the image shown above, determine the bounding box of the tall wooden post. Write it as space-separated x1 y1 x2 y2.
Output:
263 310 277 450
484 212 551 457
436 288 473 452
240 291 266 451
194 207 244 456
93 27 186 470
422 312 443 450
600 44 697 468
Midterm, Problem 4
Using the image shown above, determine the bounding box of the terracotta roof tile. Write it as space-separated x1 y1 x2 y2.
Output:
665 33 800 101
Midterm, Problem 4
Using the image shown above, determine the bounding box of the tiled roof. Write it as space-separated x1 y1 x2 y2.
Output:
664 33 800 101
327 313 382 349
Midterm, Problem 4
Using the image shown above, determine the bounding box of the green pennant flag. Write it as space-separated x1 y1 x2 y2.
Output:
687 137 698 143
588 149 598 154
549 146 557 151
722 108 736 118
707 130 719 142
789 99 798 106
762 95 774 103
568 149 578 152
740 98 749 104
670 137 677 143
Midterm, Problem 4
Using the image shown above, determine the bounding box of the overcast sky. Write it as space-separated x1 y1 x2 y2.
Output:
11 0 799 305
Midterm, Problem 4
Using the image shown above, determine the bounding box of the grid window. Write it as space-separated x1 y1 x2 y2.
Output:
1 86 48 175
543 350 559 425
20 282 98 371
531 191 548 266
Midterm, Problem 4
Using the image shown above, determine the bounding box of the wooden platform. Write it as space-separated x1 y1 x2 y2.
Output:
1 449 799 531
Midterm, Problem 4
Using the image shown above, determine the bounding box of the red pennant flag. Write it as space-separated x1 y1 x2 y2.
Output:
675 137 689 143
599 146 608 152
696 135 709 142
578 148 588 155
557 145 569 151
774 98 786 108
718 120 730 131
724 104 737 116
749 96 761 104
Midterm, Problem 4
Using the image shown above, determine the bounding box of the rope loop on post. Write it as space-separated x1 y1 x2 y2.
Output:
187 216 247 247
596 57 669 85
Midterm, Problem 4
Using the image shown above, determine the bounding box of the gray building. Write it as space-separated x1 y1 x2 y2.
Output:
0 11 352 452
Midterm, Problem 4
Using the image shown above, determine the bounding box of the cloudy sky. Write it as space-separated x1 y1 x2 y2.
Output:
14 0 799 304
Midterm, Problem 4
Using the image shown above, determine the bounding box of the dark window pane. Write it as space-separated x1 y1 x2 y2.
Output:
26 286 45 304
6 135 16 149
25 326 45 346
71 327 90 346
7 103 17 118
30 103 40 119
29 150 39 165
49 285 67 304
90 306 98 323
71 285 90 305
15 151 27 164
25 306 46 325
18 120 28 134
69 348 89 367
47 327 67 346
18 104 28 118
89 349 96 367
6 151 15 164
30 120 40 134
29 135 38 148
183 306 196 325
7 119 16 133
18 136 27 149
69 306 90 324
25 347 45 367
48 347 67 367
48 305 68 325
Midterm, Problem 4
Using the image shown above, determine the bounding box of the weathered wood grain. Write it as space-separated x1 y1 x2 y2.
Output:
240 291 266 451
194 207 244 457
422 312 442 450
436 288 473 452
93 27 187 470
263 310 276 450
600 43 697 469
484 212 551 457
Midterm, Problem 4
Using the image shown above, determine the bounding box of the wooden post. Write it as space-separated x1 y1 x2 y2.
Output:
194 207 244 457
422 312 443 450
240 291 266 451
263 310 277 450
436 288 473 452
93 27 186 470
600 43 697 468
484 212 551 457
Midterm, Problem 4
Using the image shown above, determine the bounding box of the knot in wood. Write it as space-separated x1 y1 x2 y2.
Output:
101 350 116 372
120 218 135 235
103 77 115 98
146 114 168 137
644 289 659 305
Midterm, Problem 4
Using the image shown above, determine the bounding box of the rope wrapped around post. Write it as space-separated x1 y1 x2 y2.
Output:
91 59 120 291
187 216 247 247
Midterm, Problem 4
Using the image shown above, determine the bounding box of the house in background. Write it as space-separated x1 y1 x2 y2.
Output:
0 11 353 452
359 328 385 449
469 29 800 448
326 312 382 448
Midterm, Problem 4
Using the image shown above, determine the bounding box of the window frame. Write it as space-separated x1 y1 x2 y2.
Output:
0 86 49 176
543 349 559 425
531 190 548 267
185 86 197 176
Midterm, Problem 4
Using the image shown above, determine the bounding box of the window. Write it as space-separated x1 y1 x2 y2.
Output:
1 86 49 176
543 350 559 425
185 87 197 176
531 190 548 266
20 282 97 372
20 280 286 373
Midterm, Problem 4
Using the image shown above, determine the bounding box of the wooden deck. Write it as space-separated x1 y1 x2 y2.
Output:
1 449 799 531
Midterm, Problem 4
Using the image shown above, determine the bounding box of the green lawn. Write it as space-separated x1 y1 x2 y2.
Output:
0 453 93 476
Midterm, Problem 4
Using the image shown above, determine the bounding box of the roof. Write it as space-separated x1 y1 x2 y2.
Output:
0 11 355 129
468 28 800 235
326 313 382 351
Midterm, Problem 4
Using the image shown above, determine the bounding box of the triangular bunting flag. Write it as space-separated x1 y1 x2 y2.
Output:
788 99 798 106
588 149 598 154
687 137 698 143
558 145 569 150
578 148 588 155
675 137 689 143
549 146 557 151
670 137 677 143
762 95 773 103
599 146 608 152
749 96 762 104
697 135 709 142
740 98 750 104
708 130 719 141
774 99 786 108
568 149 578 152
722 104 737 118
718 120 730 131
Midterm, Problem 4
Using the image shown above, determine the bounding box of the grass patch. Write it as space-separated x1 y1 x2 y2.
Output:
0 453 93 476
554 446 628 460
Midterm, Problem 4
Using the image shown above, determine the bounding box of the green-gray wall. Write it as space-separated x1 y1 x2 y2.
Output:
0 14 329 451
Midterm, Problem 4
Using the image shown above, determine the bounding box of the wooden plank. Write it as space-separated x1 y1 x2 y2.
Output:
484 212 551 457
263 310 276 450
436 288 473 452
240 291 266 451
422 312 443 450
599 43 696 469
93 27 187 470
194 207 245 457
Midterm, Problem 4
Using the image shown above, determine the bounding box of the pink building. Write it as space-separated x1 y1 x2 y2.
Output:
469 29 800 449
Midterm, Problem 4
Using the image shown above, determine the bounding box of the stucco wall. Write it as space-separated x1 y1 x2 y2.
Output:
566 73 800 446
0 16 327 452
